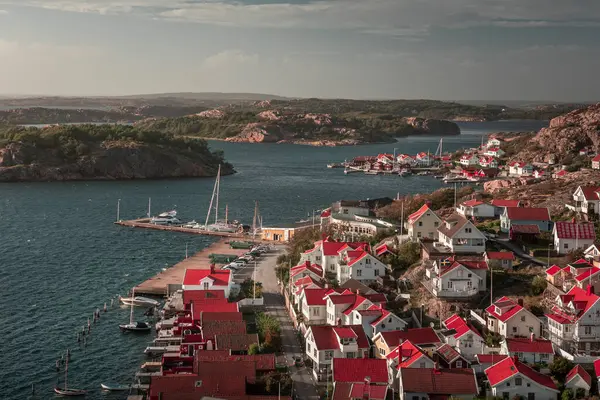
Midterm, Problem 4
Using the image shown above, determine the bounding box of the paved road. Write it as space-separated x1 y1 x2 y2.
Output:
255 247 320 400
491 238 545 266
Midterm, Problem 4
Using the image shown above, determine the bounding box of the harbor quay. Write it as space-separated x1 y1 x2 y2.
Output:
116 218 248 239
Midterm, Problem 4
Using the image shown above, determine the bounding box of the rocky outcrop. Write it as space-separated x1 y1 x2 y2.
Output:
0 141 233 182
224 123 280 143
513 103 600 163
404 117 461 135
257 110 280 121
196 109 226 119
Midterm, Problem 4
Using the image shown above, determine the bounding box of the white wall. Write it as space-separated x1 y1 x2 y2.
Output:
408 212 441 241
491 374 557 400
444 222 486 253
346 254 386 285
500 310 542 338
554 236 595 255
456 333 485 361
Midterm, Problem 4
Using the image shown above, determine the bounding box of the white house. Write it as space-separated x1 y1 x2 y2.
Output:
571 185 600 215
546 286 600 354
442 314 485 361
304 324 370 381
398 368 479 399
584 244 600 262
500 336 555 365
485 251 516 270
479 156 499 168
386 340 434 388
485 357 559 400
397 154 416 165
299 287 333 325
182 267 233 298
484 147 505 158
406 203 442 241
437 213 486 253
415 152 432 166
293 275 323 305
565 365 591 397
338 250 387 285
508 161 534 176
592 155 600 170
487 137 504 148
485 297 542 338
426 257 488 299
456 199 495 218
553 221 596 255
490 199 521 217
300 238 370 276
459 154 479 166
290 261 323 285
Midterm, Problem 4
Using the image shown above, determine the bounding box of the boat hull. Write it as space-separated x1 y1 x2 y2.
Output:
54 387 87 396
119 296 159 307
100 383 130 391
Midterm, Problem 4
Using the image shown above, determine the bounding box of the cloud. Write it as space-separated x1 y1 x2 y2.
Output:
4 0 600 35
202 50 259 70
0 9 8 14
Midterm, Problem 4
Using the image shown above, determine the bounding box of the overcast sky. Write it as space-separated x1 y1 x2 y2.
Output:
0 1 599 101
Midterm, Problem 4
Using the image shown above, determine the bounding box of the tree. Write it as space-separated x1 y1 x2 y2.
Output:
549 357 574 383
575 388 586 399
256 312 281 352
531 276 548 296
263 372 292 394
562 388 575 400
247 343 260 355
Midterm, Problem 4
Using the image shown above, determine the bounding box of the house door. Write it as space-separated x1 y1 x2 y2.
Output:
273 234 281 241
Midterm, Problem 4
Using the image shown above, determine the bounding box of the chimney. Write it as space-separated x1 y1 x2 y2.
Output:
362 376 371 400
337 318 342 327
517 298 524 307
425 200 432 207
324 283 329 289
305 260 311 267
210 264 215 274
356 289 361 296
587 285 594 296
530 332 535 342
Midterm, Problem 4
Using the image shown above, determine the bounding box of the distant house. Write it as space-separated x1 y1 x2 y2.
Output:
571 185 600 215
479 156 499 168
565 364 591 397
376 153 395 164
437 213 486 253
485 251 516 269
415 152 432 166
553 221 596 255
487 137 504 148
500 207 551 233
584 244 600 262
406 203 442 241
373 328 441 359
290 261 323 285
332 358 388 385
398 368 479 399
456 199 495 218
533 169 545 179
553 169 568 179
484 147 505 158
459 154 479 166
182 267 233 298
500 336 555 364
545 265 562 286
337 250 387 285
299 287 333 325
426 256 488 298
485 297 542 338
434 343 471 369
441 314 484 361
485 357 559 400
396 154 415 165
592 155 600 170
490 199 521 217
508 161 534 176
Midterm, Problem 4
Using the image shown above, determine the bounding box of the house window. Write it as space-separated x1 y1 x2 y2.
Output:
379 348 385 355
419 362 426 368
515 377 522 386
456 360 463 368
346 352 355 358
417 232 422 238
512 327 517 333
585 326 592 335
527 394 535 400
458 270 463 277
467 281 472 288
374 270 379 276
307 344 311 353
521 316 526 322
465 228 472 233
357 270 362 277
324 351 333 360
447 281 453 289
343 209 348 214
418 221 423 227
434 222 439 227
366 258 371 264
313 348 317 357
540 353 549 360
203 282 210 290
564 243 569 249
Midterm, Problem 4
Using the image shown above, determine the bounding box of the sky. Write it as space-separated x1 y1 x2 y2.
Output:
0 1 599 101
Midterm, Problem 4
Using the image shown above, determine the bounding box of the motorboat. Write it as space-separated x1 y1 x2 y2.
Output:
150 211 181 225
206 222 240 233
120 296 159 307
182 220 199 228
100 383 130 391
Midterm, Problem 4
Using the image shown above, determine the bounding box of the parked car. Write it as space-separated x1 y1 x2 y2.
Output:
222 264 239 271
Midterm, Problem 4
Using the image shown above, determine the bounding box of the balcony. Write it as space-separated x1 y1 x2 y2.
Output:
339 340 358 354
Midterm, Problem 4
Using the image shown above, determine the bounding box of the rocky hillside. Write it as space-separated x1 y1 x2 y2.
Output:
512 103 600 163
0 125 233 182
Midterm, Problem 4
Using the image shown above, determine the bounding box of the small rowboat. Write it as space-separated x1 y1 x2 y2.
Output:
54 387 87 396
100 383 130 391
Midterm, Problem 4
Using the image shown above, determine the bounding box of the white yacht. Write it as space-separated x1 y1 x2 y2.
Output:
150 210 181 225
119 295 160 307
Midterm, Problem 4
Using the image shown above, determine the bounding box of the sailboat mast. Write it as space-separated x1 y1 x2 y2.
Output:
215 165 220 224
129 288 135 325
225 204 228 225
252 201 258 236
65 353 68 390
147 197 151 218
204 166 220 228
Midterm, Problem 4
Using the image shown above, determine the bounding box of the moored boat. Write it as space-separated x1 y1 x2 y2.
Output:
100 383 130 391
119 296 159 307
54 352 86 396
119 288 153 333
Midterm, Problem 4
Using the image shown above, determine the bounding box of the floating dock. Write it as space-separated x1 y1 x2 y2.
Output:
134 238 247 296
116 218 247 238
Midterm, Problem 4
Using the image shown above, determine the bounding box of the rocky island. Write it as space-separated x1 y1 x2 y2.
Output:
0 125 233 182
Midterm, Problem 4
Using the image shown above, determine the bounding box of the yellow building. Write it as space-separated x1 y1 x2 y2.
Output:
261 223 313 242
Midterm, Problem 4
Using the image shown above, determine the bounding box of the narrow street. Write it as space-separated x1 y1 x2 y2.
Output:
255 247 320 400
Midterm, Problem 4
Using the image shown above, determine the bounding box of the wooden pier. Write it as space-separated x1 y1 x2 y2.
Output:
116 219 247 238
134 238 247 296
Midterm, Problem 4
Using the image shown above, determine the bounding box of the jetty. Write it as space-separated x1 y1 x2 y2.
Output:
116 218 247 238
134 238 247 296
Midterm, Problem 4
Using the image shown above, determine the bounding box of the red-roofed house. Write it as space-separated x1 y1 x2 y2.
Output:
545 265 562 285
485 251 516 270
406 203 442 241
572 185 600 214
304 325 370 381
484 147 505 158
183 289 226 309
459 153 479 166
434 343 470 369
338 250 387 285
300 238 371 277
485 357 558 400
500 207 552 233
479 156 499 168
332 381 388 400
373 328 441 359
386 339 434 371
490 199 521 217
441 314 484 361
332 358 388 384
456 199 495 218
290 261 323 285
500 336 555 364
299 287 334 325
553 221 597 255
565 364 591 396
375 243 394 257
292 275 323 305
546 286 600 354
183 266 234 297
426 256 488 299
508 161 534 176
593 155 600 170
398 368 479 398
485 297 542 338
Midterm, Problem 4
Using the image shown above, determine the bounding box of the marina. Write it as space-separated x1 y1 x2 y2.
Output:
115 218 248 238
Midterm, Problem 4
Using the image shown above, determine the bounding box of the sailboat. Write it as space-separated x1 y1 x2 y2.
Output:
203 165 241 233
54 353 86 396
119 288 152 333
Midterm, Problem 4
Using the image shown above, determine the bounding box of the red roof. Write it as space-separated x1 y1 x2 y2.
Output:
575 267 600 282
333 327 358 339
579 186 600 201
593 155 600 162
332 358 388 384
349 383 387 400
191 301 239 320
301 288 330 306
594 359 600 379
506 207 550 221
309 325 369 351
485 357 557 390
342 295 369 315
443 314 482 339
475 354 508 364
485 251 515 261
554 221 596 240
408 203 435 224
506 338 554 354
347 251 369 266
194 353 275 371
490 199 521 208
321 240 370 256
201 312 243 323
436 343 464 364
375 244 394 257
485 297 523 323
290 261 323 278
566 364 591 387
183 268 231 287
378 328 440 347
398 368 478 395
462 199 484 207
546 286 600 324
510 224 541 234
387 340 429 368
546 265 562 276
320 208 331 218
183 289 226 306
556 169 568 177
